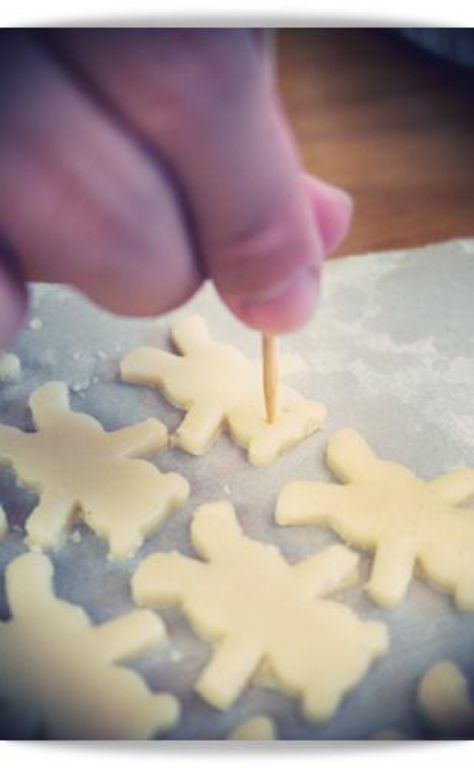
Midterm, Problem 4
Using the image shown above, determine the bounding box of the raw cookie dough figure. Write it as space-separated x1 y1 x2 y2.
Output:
277 428 474 609
132 500 388 722
0 552 179 738
0 381 189 559
121 314 326 466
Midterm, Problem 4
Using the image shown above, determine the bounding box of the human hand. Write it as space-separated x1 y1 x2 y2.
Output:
0 30 352 348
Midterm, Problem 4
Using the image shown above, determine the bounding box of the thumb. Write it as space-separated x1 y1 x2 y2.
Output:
222 174 353 334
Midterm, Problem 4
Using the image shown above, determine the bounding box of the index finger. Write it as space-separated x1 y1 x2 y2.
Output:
51 30 346 333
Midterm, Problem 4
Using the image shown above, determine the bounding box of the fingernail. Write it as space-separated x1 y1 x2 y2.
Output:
305 173 353 207
230 265 320 334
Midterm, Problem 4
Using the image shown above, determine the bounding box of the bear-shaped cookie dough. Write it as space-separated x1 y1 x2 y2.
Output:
121 315 326 466
0 382 189 559
277 429 474 609
132 501 388 722
0 552 179 738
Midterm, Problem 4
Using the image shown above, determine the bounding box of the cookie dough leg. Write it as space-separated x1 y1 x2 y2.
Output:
429 469 474 505
25 492 74 549
195 636 263 710
293 544 359 599
174 403 224 455
247 432 279 468
93 609 167 662
302 685 341 723
110 419 168 458
106 527 145 561
367 538 416 608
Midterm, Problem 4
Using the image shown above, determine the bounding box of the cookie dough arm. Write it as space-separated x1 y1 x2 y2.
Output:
120 347 180 385
174 403 224 455
25 491 75 549
93 609 168 662
293 544 359 599
5 552 55 618
429 469 474 505
132 551 204 608
367 538 417 608
276 481 347 526
110 418 168 457
195 636 263 710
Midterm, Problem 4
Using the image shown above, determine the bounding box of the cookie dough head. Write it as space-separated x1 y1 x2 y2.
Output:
277 428 474 609
121 314 326 465
132 501 388 722
0 552 179 738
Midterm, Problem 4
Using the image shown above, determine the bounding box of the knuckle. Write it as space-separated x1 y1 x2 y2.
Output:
152 31 264 137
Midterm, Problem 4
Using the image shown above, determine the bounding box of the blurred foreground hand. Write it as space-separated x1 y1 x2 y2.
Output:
0 30 352 347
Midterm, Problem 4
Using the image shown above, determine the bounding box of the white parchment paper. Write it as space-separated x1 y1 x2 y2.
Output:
1 238 474 739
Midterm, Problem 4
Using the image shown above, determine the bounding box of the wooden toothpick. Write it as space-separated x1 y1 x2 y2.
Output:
262 333 278 423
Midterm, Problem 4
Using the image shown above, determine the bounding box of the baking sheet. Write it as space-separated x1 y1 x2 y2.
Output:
1 238 474 739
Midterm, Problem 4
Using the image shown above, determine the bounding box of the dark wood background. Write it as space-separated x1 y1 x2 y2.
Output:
278 29 474 257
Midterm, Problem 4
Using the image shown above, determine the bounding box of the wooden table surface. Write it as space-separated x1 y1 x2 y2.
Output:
278 29 474 256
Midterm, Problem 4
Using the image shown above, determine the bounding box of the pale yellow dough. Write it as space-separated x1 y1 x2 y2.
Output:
417 660 474 737
229 715 277 740
132 501 388 722
0 381 189 559
121 315 326 466
0 353 21 383
0 504 7 539
0 552 179 738
277 429 474 609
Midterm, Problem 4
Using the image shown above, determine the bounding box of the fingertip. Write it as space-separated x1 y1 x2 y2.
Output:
224 264 320 335
305 174 353 254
